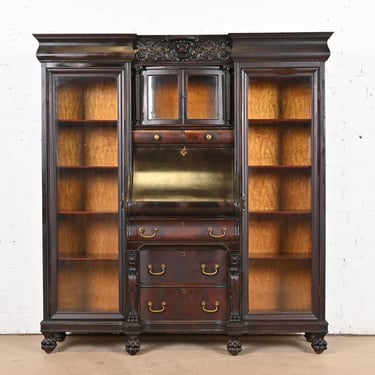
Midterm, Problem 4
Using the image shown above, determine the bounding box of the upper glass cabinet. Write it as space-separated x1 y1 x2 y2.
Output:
141 68 226 126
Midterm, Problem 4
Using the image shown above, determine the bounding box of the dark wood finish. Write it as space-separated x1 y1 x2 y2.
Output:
35 32 331 355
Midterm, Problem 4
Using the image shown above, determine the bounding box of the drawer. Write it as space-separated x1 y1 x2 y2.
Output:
132 129 233 145
129 219 235 241
140 287 227 321
140 247 227 285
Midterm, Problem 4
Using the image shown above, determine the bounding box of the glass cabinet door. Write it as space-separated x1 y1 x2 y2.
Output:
53 74 120 313
245 72 315 314
185 71 223 123
145 71 180 123
141 69 224 125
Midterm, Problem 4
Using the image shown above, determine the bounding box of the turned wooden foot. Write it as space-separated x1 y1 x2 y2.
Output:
305 332 327 354
41 336 57 353
41 332 67 353
227 337 242 356
126 336 140 355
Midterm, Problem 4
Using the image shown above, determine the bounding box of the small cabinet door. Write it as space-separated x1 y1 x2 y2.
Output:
243 69 321 316
47 69 126 315
141 68 226 125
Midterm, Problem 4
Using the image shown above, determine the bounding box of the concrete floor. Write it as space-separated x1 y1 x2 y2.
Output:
1 334 374 375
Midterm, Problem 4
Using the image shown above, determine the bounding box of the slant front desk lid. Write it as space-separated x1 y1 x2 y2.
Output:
129 147 235 216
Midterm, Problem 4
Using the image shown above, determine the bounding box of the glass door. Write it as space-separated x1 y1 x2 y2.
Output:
53 74 121 313
245 72 315 314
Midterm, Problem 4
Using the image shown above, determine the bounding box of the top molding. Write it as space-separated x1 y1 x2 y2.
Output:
34 32 332 63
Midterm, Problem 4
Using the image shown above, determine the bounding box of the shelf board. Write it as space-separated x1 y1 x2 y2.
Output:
58 211 118 215
249 254 311 261
248 119 311 125
58 165 118 169
249 210 311 215
248 165 311 170
59 257 118 262
57 119 118 126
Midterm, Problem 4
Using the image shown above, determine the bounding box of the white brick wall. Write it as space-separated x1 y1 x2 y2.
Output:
0 0 374 334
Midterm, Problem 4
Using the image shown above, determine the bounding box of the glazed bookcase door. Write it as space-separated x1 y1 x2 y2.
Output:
244 70 319 316
49 72 122 315
141 68 225 125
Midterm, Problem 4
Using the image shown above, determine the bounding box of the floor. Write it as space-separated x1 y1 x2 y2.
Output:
1 334 374 375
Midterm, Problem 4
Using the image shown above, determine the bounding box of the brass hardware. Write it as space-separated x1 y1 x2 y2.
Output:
205 133 213 141
207 227 227 238
201 300 220 313
181 251 186 257
139 227 159 239
180 146 188 157
153 134 160 141
147 301 166 313
201 263 219 276
147 263 167 276
180 288 186 294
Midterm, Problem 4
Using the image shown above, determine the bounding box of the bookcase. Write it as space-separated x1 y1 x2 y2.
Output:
35 32 331 355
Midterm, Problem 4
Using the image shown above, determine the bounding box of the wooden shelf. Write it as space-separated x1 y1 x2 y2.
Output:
249 254 311 261
59 256 119 262
58 211 118 215
248 119 311 125
249 210 311 215
58 119 118 126
58 165 118 169
248 165 311 169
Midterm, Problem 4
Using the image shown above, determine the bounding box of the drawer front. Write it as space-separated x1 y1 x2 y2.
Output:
140 287 227 321
133 129 233 145
130 219 235 241
140 248 227 285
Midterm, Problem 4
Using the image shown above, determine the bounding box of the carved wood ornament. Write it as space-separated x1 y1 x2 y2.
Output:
135 37 231 62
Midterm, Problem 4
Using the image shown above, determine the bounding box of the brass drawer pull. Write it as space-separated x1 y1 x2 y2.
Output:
139 227 158 239
201 300 220 313
205 133 213 141
153 133 160 141
201 263 219 276
147 263 167 276
147 301 166 313
207 227 227 238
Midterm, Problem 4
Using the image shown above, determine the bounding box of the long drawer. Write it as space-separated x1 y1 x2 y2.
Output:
140 247 227 285
129 219 235 242
140 287 227 321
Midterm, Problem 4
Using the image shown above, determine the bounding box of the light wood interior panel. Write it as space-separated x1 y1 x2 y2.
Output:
57 83 84 120
248 125 279 165
280 173 311 210
248 215 312 257
248 171 280 211
280 81 311 119
280 126 311 165
149 76 179 120
58 125 85 166
58 215 118 258
248 260 312 313
58 169 118 212
57 261 119 312
83 125 118 166
85 170 118 212
187 77 217 119
248 79 279 119
83 81 118 120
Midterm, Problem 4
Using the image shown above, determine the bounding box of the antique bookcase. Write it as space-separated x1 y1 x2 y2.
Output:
35 32 332 355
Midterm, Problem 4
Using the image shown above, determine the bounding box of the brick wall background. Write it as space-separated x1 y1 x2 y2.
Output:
0 0 374 334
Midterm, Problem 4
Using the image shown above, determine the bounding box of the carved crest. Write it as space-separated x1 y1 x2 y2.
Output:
135 37 230 62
